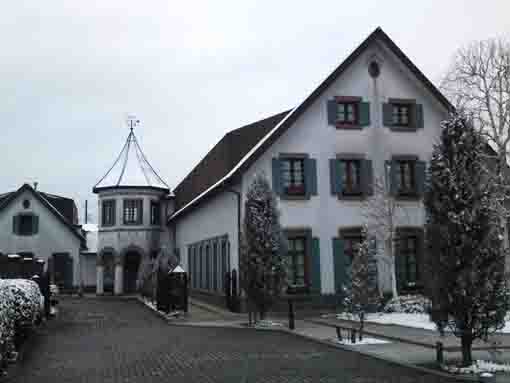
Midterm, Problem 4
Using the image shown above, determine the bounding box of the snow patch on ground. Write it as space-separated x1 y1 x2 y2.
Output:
254 320 283 328
444 360 510 374
336 312 438 331
139 296 183 319
332 337 390 346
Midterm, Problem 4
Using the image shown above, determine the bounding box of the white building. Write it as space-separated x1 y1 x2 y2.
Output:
0 183 85 289
94 28 453 305
93 127 173 295
167 27 451 304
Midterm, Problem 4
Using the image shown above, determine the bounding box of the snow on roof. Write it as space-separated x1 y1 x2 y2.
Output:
169 107 296 220
94 128 169 191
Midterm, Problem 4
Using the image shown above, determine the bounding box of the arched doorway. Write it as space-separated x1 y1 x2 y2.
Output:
124 250 141 294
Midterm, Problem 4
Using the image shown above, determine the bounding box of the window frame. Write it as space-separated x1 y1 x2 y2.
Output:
391 103 411 127
387 98 417 131
396 159 417 197
340 227 364 263
395 228 423 292
340 158 362 196
102 199 116 227
334 96 362 129
18 214 35 236
150 200 160 225
280 157 306 197
284 229 311 294
123 199 143 225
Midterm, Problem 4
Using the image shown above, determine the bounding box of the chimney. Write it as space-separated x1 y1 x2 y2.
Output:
33 182 38 191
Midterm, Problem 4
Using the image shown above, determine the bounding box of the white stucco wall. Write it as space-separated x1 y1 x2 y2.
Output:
173 186 239 276
97 189 169 258
81 253 97 287
240 39 449 294
0 189 82 285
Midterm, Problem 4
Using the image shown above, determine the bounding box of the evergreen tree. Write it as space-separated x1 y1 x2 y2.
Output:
240 173 287 320
342 228 379 341
424 113 510 366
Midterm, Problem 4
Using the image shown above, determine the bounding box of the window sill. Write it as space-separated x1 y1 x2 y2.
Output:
123 222 143 226
395 193 421 201
280 194 310 201
336 123 362 130
338 193 366 201
389 126 417 132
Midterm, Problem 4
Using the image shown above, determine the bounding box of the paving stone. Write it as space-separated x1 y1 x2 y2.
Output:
10 297 467 383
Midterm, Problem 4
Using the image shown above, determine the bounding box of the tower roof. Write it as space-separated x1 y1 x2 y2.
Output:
93 128 169 193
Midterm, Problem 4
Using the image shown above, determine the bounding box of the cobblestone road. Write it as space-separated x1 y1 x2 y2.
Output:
11 298 466 383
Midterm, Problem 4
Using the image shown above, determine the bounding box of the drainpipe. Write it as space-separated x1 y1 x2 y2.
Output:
225 187 241 311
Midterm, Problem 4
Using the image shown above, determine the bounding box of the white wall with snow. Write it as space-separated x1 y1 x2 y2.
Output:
240 39 448 294
0 189 82 286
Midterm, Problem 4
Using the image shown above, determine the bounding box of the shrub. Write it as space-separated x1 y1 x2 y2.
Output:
0 279 43 369
383 294 431 314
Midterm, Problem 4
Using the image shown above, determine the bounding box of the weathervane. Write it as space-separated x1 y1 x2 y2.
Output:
126 114 140 132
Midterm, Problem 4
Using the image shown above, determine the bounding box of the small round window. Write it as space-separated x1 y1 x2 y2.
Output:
368 61 380 78
23 199 30 209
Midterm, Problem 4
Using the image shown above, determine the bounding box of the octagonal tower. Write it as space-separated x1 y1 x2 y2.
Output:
93 125 172 295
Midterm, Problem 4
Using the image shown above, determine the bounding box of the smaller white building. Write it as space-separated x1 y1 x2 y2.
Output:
93 127 173 295
0 183 85 290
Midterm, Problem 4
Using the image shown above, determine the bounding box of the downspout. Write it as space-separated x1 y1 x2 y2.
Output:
225 187 241 311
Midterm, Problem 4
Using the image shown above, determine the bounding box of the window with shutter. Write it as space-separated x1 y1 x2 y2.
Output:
328 97 370 129
13 214 38 236
284 229 312 294
332 157 372 198
395 228 424 293
276 155 317 199
390 157 426 198
383 99 424 131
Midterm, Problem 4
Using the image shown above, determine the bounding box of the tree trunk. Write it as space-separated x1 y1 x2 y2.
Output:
461 335 473 367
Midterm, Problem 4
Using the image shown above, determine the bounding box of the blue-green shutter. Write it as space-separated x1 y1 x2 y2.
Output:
358 102 370 127
383 103 393 127
361 159 373 196
332 238 346 293
329 159 343 195
311 237 321 292
12 216 18 235
272 158 282 195
305 158 317 196
390 160 398 196
415 160 426 197
415 104 424 129
33 215 39 234
327 100 337 125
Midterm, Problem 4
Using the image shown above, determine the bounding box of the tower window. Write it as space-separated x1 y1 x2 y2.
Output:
123 199 143 225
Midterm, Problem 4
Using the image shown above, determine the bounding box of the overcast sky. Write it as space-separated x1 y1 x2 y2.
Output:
1 0 509 223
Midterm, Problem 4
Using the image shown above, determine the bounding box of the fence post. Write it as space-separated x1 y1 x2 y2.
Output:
183 273 189 314
288 299 295 330
351 328 356 344
231 269 238 312
336 327 342 342
436 341 444 365
224 272 231 310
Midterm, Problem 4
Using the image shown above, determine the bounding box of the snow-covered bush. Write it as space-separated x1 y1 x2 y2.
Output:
383 294 431 314
0 279 42 369
3 279 42 325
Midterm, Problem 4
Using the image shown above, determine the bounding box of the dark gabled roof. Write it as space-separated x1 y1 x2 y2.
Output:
0 184 85 246
169 27 454 221
173 110 290 209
